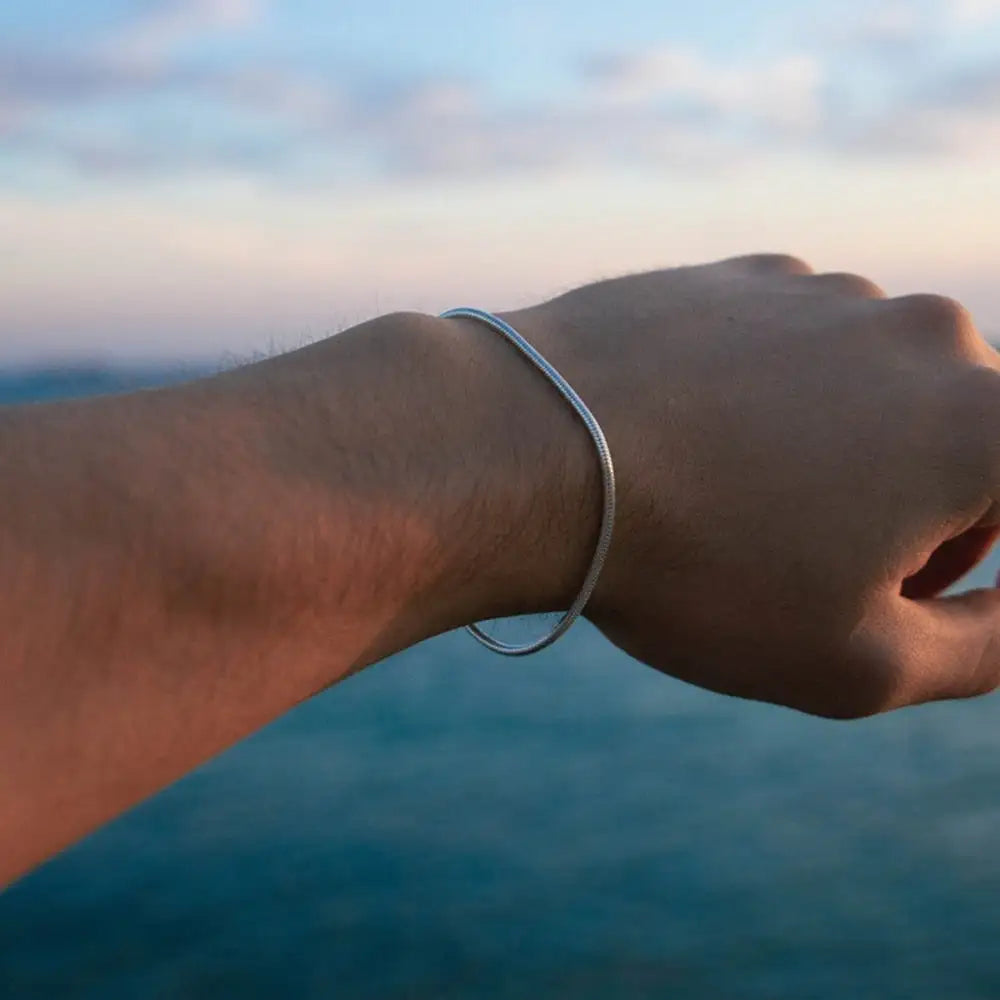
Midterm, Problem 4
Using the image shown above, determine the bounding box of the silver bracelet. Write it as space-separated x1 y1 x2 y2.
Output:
440 307 616 657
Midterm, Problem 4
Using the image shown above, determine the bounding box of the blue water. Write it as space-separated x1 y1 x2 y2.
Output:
2 370 1000 999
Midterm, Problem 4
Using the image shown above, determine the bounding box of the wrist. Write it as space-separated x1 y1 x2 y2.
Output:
201 306 603 674
222 308 600 674
428 308 602 630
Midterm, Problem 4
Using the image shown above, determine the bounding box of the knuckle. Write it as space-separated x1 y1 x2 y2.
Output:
727 252 814 276
891 293 981 354
972 663 1000 699
811 701 878 722
811 272 886 298
806 685 895 721
794 685 887 721
911 292 973 327
804 632 904 720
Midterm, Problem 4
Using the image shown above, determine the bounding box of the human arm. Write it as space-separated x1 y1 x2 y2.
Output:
3 253 1000 884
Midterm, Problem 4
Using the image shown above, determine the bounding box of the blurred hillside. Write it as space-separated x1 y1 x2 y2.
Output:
0 364 210 405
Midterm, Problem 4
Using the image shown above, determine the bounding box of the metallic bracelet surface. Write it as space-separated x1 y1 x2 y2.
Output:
440 307 617 657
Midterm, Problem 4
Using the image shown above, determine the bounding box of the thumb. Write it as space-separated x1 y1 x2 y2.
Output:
871 589 1000 711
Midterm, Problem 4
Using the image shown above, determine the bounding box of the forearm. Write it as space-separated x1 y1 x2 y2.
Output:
0 310 596 883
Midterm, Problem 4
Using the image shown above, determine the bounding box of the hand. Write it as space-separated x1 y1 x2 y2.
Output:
503 254 1000 718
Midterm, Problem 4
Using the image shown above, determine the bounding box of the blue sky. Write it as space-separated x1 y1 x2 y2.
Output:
2 0 1000 361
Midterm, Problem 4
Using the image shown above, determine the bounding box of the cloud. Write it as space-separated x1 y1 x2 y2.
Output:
0 1 265 167
833 3 930 53
836 107 989 157
0 44 218 157
2 58 755 184
831 54 1000 159
0 48 169 104
948 0 1000 24
9 123 288 179
215 68 751 180
0 0 259 109
0 44 845 183
2 4 997 187
581 46 825 131
110 0 263 67
220 68 345 124
821 2 1000 60
927 60 1000 110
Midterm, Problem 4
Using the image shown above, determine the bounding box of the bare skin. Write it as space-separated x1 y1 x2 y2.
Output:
2 253 1000 884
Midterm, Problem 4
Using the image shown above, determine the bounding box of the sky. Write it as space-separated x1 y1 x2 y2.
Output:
1 0 999 363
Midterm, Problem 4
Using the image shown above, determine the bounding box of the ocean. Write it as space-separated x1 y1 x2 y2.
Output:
1 369 999 999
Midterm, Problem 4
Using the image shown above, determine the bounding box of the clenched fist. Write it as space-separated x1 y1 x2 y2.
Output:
489 254 1000 718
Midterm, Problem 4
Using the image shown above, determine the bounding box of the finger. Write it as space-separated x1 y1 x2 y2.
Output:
946 364 1000 494
886 361 1000 505
854 590 1000 713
